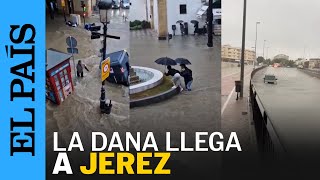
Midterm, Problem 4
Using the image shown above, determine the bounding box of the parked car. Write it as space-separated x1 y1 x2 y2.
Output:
120 0 131 9
111 0 120 9
263 74 277 84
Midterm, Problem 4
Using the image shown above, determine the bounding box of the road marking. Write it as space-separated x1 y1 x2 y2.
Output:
221 72 252 115
221 86 235 115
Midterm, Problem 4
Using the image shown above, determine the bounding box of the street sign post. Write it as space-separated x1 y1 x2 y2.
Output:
66 36 78 78
67 48 79 54
101 57 111 82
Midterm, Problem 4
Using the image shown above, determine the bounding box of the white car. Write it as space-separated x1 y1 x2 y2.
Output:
121 0 130 9
263 74 277 84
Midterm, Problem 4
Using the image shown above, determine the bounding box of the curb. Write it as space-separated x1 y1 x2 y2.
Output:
130 86 180 108
298 68 320 79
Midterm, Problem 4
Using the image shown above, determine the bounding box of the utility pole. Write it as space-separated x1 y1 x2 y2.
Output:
263 40 266 59
207 0 213 47
254 22 260 69
240 0 247 98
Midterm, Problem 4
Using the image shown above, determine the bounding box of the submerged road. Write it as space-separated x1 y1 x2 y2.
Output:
129 30 221 178
252 67 320 153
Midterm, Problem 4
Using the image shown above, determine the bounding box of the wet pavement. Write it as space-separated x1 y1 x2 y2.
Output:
46 10 130 148
252 67 320 153
221 62 257 152
221 63 253 106
130 30 221 135
129 29 221 177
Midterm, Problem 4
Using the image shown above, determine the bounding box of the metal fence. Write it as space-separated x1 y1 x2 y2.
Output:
249 66 285 154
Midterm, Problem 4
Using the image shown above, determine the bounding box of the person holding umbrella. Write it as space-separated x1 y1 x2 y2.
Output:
154 56 177 72
165 65 179 76
180 64 193 91
172 72 184 92
165 65 183 92
179 23 185 36
176 20 184 36
191 20 199 35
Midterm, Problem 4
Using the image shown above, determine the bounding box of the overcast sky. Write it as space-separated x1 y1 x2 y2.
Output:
222 0 320 59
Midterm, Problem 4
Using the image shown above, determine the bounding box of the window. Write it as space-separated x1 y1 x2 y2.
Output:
180 4 187 14
60 68 70 87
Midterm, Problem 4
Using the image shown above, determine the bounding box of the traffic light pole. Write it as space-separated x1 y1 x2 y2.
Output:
98 21 119 114
100 22 107 112
93 0 120 114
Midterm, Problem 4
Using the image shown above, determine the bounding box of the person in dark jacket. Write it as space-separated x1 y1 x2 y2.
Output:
165 65 180 76
180 64 193 91
194 22 199 35
76 60 89 77
179 23 185 36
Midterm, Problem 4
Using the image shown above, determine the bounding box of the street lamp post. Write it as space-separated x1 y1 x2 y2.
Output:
266 46 269 60
100 10 108 112
240 0 247 98
254 21 260 69
95 0 121 114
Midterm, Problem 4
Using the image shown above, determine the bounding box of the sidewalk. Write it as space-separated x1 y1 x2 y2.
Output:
221 74 257 152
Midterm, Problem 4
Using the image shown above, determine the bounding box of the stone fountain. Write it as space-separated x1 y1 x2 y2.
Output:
129 66 164 94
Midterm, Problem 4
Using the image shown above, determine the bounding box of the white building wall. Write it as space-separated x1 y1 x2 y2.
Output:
167 0 204 35
129 0 147 21
153 0 159 33
146 0 152 22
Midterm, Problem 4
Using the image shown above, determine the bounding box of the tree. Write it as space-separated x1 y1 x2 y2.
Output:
257 56 265 64
272 58 284 64
264 58 271 65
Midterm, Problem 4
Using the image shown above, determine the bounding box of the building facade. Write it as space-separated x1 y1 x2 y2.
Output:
146 0 218 39
273 54 289 60
309 58 320 69
221 45 255 64
48 0 96 18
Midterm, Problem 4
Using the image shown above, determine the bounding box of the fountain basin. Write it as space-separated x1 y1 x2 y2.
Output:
129 66 163 94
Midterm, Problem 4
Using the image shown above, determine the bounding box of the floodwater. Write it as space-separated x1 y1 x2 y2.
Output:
253 67 320 153
129 29 221 177
46 9 130 148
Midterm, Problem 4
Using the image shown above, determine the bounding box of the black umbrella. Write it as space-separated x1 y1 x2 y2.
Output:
190 20 199 24
175 58 191 65
155 57 177 65
176 20 184 24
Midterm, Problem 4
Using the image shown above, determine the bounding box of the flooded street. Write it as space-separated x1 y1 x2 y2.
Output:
129 29 221 177
46 9 130 149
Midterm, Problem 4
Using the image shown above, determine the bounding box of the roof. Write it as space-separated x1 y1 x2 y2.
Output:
196 5 209 17
46 48 72 70
105 50 129 66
